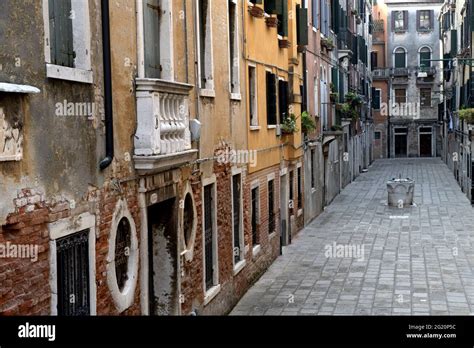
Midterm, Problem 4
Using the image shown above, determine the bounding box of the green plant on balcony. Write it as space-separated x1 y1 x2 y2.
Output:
321 37 334 50
459 108 474 123
301 111 316 133
345 92 362 106
351 9 358 16
280 113 299 134
341 102 359 120
331 125 343 131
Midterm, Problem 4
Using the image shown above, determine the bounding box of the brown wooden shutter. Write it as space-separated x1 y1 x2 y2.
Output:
49 0 74 67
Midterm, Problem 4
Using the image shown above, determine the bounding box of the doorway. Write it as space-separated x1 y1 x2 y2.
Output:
419 127 432 157
394 127 408 157
148 198 178 315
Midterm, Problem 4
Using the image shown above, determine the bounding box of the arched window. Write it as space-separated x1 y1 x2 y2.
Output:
419 47 431 70
394 47 406 68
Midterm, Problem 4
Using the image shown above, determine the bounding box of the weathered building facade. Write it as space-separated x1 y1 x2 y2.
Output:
439 0 474 203
385 0 443 158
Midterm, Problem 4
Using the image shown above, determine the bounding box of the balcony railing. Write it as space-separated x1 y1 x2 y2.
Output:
134 78 197 172
372 67 390 79
417 66 437 76
391 67 409 77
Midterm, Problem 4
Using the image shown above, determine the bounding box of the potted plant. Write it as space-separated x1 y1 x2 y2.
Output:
330 92 339 103
459 108 474 123
345 92 362 106
351 9 358 16
265 15 278 27
249 3 264 18
331 125 343 131
280 114 299 134
301 111 316 134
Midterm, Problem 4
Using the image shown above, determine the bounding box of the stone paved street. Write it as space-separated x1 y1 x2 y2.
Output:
231 158 474 315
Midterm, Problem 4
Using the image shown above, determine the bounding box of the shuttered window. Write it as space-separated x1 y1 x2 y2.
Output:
312 0 319 29
394 47 406 68
395 89 406 104
143 0 161 78
372 88 381 110
264 0 281 15
417 10 433 31
278 79 289 122
251 187 259 246
419 47 431 69
268 179 275 234
420 88 431 108
296 5 308 45
249 66 258 126
232 174 242 264
392 10 407 32
49 0 74 67
277 0 288 36
204 184 215 291
266 72 277 125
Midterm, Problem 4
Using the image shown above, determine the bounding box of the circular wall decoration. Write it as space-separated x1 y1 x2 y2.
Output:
106 199 139 313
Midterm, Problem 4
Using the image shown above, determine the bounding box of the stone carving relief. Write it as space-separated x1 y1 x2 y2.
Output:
0 107 23 161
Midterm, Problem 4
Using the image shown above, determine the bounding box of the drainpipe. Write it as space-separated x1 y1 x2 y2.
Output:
99 0 114 170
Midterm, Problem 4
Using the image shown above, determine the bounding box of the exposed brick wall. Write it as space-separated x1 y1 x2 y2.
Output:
0 180 142 315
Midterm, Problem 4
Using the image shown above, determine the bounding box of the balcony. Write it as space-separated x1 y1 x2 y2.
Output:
372 67 390 79
391 67 409 77
417 66 437 76
134 78 198 173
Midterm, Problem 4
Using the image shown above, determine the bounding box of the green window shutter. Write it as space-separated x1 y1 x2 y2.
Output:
264 0 282 14
395 51 405 68
266 72 277 125
49 0 74 67
420 51 431 68
451 29 457 55
277 0 288 36
144 0 161 78
296 5 308 45
278 79 289 121
331 67 338 90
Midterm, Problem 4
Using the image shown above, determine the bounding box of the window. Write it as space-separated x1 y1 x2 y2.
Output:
297 167 302 210
249 65 258 126
278 79 289 123
44 0 92 83
251 186 259 246
419 47 431 69
228 0 240 96
372 88 381 110
57 230 90 315
203 184 217 291
395 89 406 104
198 0 214 91
232 174 243 264
371 51 378 70
375 131 381 140
392 10 407 32
420 88 431 108
296 5 308 46
277 0 288 36
143 0 161 78
289 170 294 215
268 179 275 234
310 149 316 189
266 72 277 125
313 77 319 117
417 10 433 31
394 47 406 68
312 0 319 29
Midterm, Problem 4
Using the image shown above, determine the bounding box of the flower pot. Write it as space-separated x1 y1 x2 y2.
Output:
278 38 291 48
265 16 278 27
249 5 264 18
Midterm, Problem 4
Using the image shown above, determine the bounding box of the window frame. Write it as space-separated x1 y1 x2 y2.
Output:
420 88 432 108
231 168 245 274
196 0 216 97
248 64 259 128
202 176 220 304
394 88 407 105
42 0 93 83
227 0 241 99
48 212 97 315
